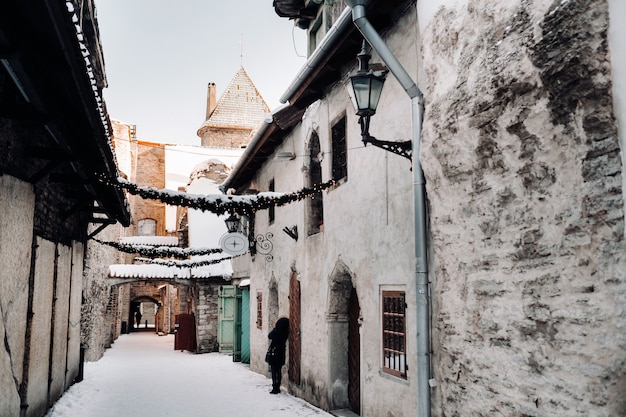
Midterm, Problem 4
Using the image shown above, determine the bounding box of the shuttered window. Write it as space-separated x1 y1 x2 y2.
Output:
382 291 407 378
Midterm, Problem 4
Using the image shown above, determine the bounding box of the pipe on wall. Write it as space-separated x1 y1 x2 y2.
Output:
346 2 431 416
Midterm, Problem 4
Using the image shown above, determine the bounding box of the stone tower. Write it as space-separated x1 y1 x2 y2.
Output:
197 67 270 148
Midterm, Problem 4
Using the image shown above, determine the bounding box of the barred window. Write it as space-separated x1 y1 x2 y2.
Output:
256 292 263 329
268 179 275 224
331 116 347 181
382 291 407 378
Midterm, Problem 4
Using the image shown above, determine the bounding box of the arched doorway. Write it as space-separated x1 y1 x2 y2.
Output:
130 295 159 331
327 260 360 413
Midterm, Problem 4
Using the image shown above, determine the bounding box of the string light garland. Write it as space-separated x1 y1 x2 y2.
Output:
94 238 222 259
135 256 233 268
98 175 337 215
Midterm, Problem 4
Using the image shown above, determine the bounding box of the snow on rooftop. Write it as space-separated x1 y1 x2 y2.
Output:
109 264 188 279
120 236 178 246
108 262 232 280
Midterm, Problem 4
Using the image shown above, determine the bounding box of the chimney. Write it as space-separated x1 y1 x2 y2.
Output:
206 82 216 119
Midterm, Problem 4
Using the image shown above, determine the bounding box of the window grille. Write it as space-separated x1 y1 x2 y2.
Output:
382 291 407 378
256 292 263 329
331 116 347 181
268 179 275 224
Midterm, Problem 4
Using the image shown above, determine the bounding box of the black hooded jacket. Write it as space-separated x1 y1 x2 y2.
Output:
268 317 289 366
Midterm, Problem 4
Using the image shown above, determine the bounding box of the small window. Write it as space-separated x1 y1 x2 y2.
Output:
331 116 347 181
256 292 263 329
307 132 324 235
268 179 275 225
137 218 156 236
382 291 407 378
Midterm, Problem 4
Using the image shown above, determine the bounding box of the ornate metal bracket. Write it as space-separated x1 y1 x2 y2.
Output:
251 232 273 262
359 115 413 161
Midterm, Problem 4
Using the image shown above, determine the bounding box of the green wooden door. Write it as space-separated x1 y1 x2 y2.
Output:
218 285 235 353
241 288 250 363
233 287 242 361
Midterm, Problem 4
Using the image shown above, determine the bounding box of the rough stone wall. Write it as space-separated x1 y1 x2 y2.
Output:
82 223 125 361
199 127 252 148
420 0 626 416
195 283 220 353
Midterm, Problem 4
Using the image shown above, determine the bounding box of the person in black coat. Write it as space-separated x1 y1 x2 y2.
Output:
267 317 289 394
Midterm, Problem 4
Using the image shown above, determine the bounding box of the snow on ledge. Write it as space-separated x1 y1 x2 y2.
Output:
108 263 232 280
109 264 189 278
120 236 179 246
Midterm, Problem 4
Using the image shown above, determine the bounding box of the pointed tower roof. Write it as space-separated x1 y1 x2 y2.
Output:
198 67 270 134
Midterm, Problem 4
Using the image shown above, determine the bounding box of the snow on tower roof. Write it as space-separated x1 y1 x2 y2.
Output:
198 67 270 132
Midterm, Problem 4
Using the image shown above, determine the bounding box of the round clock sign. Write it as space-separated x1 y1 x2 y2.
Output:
219 232 249 255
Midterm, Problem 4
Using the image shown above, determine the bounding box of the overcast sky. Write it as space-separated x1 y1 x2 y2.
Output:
96 0 308 146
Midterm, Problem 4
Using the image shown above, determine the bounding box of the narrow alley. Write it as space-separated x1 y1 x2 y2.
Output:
44 332 333 417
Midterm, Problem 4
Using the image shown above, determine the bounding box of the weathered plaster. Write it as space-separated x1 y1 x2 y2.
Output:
49 244 72 404
25 238 55 417
0 175 34 416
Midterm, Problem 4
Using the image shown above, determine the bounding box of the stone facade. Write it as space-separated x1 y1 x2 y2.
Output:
82 221 125 361
420 1 626 415
230 0 626 416
194 283 221 353
197 67 270 147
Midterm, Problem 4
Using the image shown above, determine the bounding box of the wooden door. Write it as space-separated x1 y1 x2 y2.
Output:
288 272 301 384
348 288 361 414
240 288 251 364
218 285 235 353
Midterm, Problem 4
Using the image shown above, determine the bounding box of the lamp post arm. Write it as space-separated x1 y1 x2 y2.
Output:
360 115 412 160
362 134 413 160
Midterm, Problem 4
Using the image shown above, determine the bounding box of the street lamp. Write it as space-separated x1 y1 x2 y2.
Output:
347 41 387 143
224 213 239 233
346 40 413 160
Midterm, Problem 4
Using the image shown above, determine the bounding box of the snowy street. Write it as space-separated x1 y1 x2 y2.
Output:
44 332 333 417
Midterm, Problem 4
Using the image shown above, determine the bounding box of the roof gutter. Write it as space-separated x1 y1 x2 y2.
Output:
345 2 431 416
279 7 353 104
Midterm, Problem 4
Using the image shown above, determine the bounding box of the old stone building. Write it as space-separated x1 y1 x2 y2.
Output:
197 67 270 148
0 1 131 416
100 67 271 355
223 0 626 416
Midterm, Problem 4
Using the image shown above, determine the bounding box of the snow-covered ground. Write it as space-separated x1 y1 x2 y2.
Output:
45 332 333 417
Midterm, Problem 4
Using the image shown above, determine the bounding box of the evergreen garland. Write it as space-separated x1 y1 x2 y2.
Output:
135 256 233 268
94 238 222 259
99 175 336 215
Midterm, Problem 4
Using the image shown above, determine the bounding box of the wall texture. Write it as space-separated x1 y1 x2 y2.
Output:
419 0 626 415
0 175 34 416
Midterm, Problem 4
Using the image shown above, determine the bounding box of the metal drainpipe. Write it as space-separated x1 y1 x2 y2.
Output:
345 2 431 417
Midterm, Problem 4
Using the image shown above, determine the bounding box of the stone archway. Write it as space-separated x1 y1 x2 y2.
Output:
130 295 159 330
327 259 360 412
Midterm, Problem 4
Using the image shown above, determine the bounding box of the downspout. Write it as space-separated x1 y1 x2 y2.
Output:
345 2 431 417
